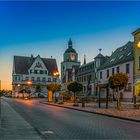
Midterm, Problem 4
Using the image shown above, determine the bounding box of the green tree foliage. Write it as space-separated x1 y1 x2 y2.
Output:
67 81 83 93
47 83 60 93
67 81 83 105
109 72 128 90
109 72 128 111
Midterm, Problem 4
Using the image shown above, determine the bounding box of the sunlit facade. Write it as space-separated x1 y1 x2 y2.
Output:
132 28 140 101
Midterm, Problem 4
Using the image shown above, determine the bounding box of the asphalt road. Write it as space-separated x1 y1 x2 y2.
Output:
3 98 140 140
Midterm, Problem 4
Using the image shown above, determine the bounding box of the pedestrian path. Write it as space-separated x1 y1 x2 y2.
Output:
0 98 42 140
43 102 140 122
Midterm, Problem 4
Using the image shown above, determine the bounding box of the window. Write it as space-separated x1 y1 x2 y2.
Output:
31 77 35 81
15 76 17 81
127 52 131 56
18 77 20 81
45 71 47 74
116 66 119 73
112 68 115 75
83 86 86 92
110 58 115 62
106 70 109 78
30 69 32 73
25 77 29 80
139 56 140 69
53 78 56 82
42 77 46 82
34 70 37 74
84 76 86 82
48 78 51 82
100 71 102 79
119 55 123 59
125 83 132 91
82 76 84 82
37 77 40 81
40 70 43 74
126 64 130 74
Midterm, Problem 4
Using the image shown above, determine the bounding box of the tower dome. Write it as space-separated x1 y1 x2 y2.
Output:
65 38 76 53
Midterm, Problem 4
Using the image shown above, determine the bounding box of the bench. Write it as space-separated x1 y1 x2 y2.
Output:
134 104 140 109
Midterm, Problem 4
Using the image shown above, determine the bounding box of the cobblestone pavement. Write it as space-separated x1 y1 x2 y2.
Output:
0 98 42 140
49 102 140 121
2 97 140 140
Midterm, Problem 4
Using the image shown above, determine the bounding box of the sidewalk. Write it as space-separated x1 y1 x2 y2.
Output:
0 98 42 140
43 102 140 122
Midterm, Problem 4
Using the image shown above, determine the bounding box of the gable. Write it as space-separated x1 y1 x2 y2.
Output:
29 55 48 72
13 55 58 75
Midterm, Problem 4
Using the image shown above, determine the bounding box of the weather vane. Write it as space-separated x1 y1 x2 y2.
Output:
99 48 102 53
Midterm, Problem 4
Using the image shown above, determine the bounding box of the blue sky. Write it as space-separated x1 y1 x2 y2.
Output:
0 1 140 89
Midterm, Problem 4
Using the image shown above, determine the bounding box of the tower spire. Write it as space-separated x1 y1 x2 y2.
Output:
84 54 86 64
68 38 72 48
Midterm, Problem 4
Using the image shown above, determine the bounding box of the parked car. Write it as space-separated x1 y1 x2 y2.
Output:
5 94 12 98
30 93 38 98
18 93 24 98
23 93 30 99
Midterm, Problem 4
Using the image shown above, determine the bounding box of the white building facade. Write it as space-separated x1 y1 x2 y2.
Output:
12 55 59 95
97 41 134 101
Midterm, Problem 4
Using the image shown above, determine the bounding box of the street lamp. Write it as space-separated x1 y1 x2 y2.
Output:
53 72 59 81
53 71 60 102
17 84 20 87
26 80 32 98
27 80 32 85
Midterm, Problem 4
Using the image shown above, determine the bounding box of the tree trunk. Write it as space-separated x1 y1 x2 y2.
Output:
74 92 76 103
117 87 120 111
106 87 109 109
98 87 101 108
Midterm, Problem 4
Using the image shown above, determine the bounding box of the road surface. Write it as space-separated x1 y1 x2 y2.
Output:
2 97 140 139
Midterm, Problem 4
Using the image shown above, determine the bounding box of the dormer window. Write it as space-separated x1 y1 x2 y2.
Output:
127 52 131 56
110 58 115 62
119 55 123 59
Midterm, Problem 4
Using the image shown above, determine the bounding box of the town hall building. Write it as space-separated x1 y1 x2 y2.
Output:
12 54 59 95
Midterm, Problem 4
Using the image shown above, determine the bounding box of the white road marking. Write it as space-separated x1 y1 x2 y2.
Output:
41 131 54 134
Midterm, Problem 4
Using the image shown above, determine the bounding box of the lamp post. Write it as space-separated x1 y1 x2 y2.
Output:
26 80 32 98
53 72 59 102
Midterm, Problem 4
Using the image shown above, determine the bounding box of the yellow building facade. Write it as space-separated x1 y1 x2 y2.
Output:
132 28 140 97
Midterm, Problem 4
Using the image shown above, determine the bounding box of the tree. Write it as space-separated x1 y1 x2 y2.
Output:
109 72 128 111
47 83 60 102
67 81 83 106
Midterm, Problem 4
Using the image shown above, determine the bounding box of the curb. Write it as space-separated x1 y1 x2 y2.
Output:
42 102 140 123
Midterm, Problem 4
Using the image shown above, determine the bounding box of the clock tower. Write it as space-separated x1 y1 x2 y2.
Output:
61 39 80 84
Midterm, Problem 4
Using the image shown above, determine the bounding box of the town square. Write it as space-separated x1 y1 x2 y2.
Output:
0 1 140 140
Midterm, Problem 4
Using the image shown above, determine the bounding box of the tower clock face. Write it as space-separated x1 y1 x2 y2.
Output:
70 53 75 61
